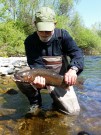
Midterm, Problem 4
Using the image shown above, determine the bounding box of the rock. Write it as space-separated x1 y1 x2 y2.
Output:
0 67 8 75
0 57 27 76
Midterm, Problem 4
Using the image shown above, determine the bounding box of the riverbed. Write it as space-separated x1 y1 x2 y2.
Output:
0 55 101 135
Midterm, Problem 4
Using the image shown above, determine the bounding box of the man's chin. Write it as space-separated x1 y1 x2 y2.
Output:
39 37 52 42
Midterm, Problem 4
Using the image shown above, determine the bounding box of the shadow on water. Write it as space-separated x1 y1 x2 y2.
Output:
0 55 101 135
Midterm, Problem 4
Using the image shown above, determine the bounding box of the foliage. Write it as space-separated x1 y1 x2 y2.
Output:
65 12 101 54
74 27 101 54
92 22 101 37
0 21 26 56
15 19 35 35
0 0 101 56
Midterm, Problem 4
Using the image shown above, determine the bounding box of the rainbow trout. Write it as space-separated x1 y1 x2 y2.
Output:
14 68 68 88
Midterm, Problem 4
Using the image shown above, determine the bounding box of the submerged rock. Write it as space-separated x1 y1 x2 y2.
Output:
6 89 18 95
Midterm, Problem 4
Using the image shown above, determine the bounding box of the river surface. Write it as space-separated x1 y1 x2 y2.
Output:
0 55 101 135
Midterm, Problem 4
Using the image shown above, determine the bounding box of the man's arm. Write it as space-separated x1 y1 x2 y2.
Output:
62 29 84 85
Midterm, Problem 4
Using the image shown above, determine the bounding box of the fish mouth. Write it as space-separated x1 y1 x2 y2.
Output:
12 76 22 82
13 77 29 84
12 75 28 83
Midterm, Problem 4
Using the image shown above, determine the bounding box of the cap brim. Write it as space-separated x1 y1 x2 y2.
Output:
36 22 55 31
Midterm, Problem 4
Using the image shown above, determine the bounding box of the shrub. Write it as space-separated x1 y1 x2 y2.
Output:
0 21 26 56
74 28 101 54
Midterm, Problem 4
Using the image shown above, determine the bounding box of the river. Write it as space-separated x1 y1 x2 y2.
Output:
0 55 101 135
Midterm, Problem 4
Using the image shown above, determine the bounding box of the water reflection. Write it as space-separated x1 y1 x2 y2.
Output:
82 55 101 79
76 56 101 135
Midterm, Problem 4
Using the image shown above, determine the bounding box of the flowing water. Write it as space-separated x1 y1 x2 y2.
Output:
0 55 101 135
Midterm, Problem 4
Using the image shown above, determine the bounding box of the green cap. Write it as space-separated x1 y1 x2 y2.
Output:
35 7 56 31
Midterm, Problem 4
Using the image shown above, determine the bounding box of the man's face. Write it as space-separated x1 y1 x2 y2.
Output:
37 30 54 42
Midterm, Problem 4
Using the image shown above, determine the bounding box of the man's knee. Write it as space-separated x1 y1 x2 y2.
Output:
63 105 80 115
48 85 80 115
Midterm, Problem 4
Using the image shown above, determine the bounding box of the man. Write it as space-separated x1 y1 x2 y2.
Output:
23 7 84 115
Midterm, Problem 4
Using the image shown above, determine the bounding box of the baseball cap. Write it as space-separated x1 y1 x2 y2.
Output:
35 7 56 31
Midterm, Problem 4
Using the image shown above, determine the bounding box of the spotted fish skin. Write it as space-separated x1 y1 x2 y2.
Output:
14 68 68 88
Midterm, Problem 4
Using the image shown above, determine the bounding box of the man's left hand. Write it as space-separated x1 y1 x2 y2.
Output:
64 69 77 86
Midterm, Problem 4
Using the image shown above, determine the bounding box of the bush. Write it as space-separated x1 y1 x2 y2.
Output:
74 27 101 54
0 21 26 56
56 15 73 35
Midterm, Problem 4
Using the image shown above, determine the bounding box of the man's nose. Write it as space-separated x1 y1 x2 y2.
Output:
43 31 48 35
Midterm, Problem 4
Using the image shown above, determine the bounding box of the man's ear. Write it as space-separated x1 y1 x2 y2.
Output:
54 22 57 26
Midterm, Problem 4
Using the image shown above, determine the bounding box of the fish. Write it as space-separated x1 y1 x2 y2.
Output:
13 68 68 88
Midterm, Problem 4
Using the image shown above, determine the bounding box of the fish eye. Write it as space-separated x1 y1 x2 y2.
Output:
28 75 31 79
22 73 26 76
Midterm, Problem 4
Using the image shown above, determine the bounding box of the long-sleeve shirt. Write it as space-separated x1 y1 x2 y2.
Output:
24 28 84 74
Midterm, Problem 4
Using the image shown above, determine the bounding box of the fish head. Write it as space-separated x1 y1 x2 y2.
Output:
13 70 33 83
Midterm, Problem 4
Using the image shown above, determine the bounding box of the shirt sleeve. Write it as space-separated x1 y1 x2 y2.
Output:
62 29 84 74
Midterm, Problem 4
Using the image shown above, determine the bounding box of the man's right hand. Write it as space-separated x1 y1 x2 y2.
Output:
32 76 46 88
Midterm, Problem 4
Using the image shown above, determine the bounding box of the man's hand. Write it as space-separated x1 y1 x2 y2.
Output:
32 76 46 88
64 69 77 86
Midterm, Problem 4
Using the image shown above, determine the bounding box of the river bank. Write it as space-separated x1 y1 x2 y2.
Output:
0 57 27 75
